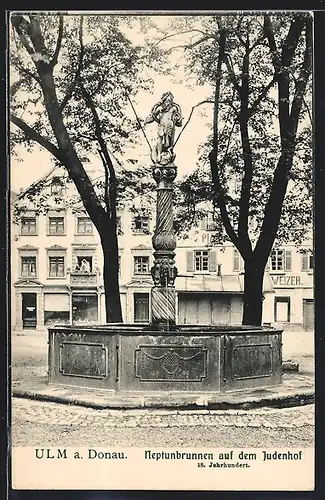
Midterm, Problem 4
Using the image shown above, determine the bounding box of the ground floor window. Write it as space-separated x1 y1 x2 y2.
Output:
44 293 70 326
134 293 149 323
274 296 291 322
72 294 98 325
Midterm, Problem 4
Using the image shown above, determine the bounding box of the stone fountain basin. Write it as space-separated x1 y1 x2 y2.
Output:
48 324 282 393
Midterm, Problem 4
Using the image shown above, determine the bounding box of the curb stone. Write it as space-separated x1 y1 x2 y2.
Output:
12 386 315 411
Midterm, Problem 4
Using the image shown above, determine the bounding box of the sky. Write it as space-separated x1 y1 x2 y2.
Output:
10 15 213 192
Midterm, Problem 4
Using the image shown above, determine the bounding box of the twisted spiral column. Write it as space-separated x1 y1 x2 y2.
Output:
151 164 178 328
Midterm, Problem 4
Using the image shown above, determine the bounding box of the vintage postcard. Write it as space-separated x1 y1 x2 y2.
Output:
9 10 314 491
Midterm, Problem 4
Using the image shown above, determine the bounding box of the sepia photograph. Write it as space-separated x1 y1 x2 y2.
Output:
9 10 314 490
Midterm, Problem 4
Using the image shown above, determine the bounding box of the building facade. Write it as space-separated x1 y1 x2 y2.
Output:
11 164 314 332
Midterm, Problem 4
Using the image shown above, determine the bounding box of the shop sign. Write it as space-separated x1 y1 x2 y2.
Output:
271 274 312 287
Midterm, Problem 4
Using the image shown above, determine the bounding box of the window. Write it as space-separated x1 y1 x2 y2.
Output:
51 177 64 195
301 251 314 272
274 297 291 322
21 217 37 235
75 256 93 273
49 256 65 277
44 293 70 326
195 250 209 271
270 249 291 271
48 216 65 235
21 256 37 277
72 294 98 325
134 293 149 323
118 256 121 277
133 215 149 234
200 213 217 231
77 217 93 234
186 250 217 273
134 256 149 275
233 249 244 272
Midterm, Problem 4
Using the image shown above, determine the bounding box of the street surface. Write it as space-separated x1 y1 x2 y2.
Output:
12 398 314 447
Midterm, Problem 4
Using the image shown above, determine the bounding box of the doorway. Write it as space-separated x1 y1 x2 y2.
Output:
303 299 314 331
22 293 37 329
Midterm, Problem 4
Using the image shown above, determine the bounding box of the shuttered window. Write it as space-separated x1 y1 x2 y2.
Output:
285 250 292 272
270 249 292 271
302 251 313 272
186 251 194 272
233 249 244 272
186 250 217 273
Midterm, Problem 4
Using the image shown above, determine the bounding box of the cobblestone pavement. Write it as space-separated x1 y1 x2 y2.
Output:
11 398 314 447
12 397 314 429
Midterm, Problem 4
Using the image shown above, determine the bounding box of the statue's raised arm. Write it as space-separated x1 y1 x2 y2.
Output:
145 92 182 165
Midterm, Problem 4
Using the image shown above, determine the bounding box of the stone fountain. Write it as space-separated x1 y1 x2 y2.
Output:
48 93 282 397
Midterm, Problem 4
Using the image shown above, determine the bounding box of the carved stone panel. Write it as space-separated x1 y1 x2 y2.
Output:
59 341 107 379
232 343 272 380
70 273 97 286
222 333 281 391
135 345 207 382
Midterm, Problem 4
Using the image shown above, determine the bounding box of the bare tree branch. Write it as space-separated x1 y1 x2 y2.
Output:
255 15 312 261
10 78 26 97
209 150 241 252
237 32 253 253
50 15 64 68
151 29 212 48
289 67 312 125
11 15 35 55
11 113 65 162
166 34 216 53
174 99 214 147
248 75 276 117
213 29 226 152
60 16 84 112
264 14 306 148
207 26 244 254
289 16 313 132
98 148 111 213
80 82 117 221
222 53 241 94
11 58 41 84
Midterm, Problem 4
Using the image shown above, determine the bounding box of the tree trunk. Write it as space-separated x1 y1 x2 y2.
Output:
242 256 265 326
100 230 123 323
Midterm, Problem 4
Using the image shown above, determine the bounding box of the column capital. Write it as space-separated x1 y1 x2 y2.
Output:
152 164 177 188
